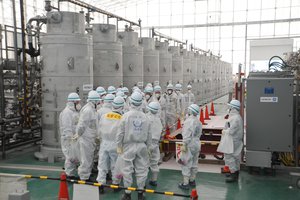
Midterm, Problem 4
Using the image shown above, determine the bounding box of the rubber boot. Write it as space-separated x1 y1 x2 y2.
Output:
138 192 146 200
226 172 238 183
189 173 197 187
149 172 158 186
121 192 131 200
189 180 196 187
178 176 190 190
99 185 104 194
112 184 122 192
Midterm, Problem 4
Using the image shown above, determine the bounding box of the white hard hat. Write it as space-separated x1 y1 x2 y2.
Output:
132 86 138 92
96 86 106 96
146 83 153 88
175 83 182 90
104 94 115 103
107 86 116 94
147 101 160 113
187 84 192 89
88 90 101 102
67 92 81 102
188 104 199 115
154 85 161 92
116 88 122 92
130 92 143 106
122 87 129 94
112 96 125 108
116 91 125 98
167 83 174 90
133 87 142 94
144 86 153 94
228 99 241 110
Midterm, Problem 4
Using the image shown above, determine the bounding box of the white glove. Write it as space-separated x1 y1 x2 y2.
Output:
181 144 187 152
95 137 101 145
117 147 123 154
72 133 79 141
148 148 152 157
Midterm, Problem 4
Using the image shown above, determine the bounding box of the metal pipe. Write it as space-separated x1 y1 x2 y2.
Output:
12 0 21 94
58 0 140 27
20 0 29 128
152 28 185 45
3 117 22 123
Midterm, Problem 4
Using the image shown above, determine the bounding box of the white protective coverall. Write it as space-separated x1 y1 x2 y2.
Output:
116 106 152 192
97 111 122 184
59 102 80 176
181 114 202 183
223 108 243 173
184 91 195 114
165 92 178 131
146 112 163 181
76 102 98 180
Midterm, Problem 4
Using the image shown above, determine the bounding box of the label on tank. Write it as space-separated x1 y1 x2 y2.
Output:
137 82 143 87
83 84 93 91
260 97 278 103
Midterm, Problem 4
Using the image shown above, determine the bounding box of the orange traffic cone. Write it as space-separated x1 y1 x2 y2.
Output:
190 189 198 200
58 172 69 200
210 102 216 116
176 118 182 130
204 105 211 120
199 108 207 125
221 165 230 173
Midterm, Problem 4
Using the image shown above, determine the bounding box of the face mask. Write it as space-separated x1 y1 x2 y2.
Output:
168 90 172 95
188 89 191 93
75 103 82 111
145 94 151 100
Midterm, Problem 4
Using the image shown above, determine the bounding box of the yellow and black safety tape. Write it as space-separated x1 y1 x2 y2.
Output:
23 175 191 198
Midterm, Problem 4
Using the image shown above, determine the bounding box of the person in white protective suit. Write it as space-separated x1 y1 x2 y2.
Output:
116 91 127 114
165 83 178 131
107 85 117 95
175 83 186 119
142 86 154 113
74 90 100 181
96 96 125 193
97 94 115 119
59 92 81 179
184 85 196 116
95 94 115 173
147 102 163 187
116 92 152 200
178 104 202 190
96 86 107 107
223 99 243 183
153 85 166 128
121 87 130 113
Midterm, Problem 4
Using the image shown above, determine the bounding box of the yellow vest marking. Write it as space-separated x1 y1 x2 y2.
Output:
105 112 122 120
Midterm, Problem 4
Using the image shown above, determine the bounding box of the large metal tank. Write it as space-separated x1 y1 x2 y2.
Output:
191 52 201 101
182 49 191 89
140 37 159 86
156 41 172 91
118 30 143 89
206 56 212 102
169 46 183 84
196 53 203 103
36 11 93 162
92 24 123 88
